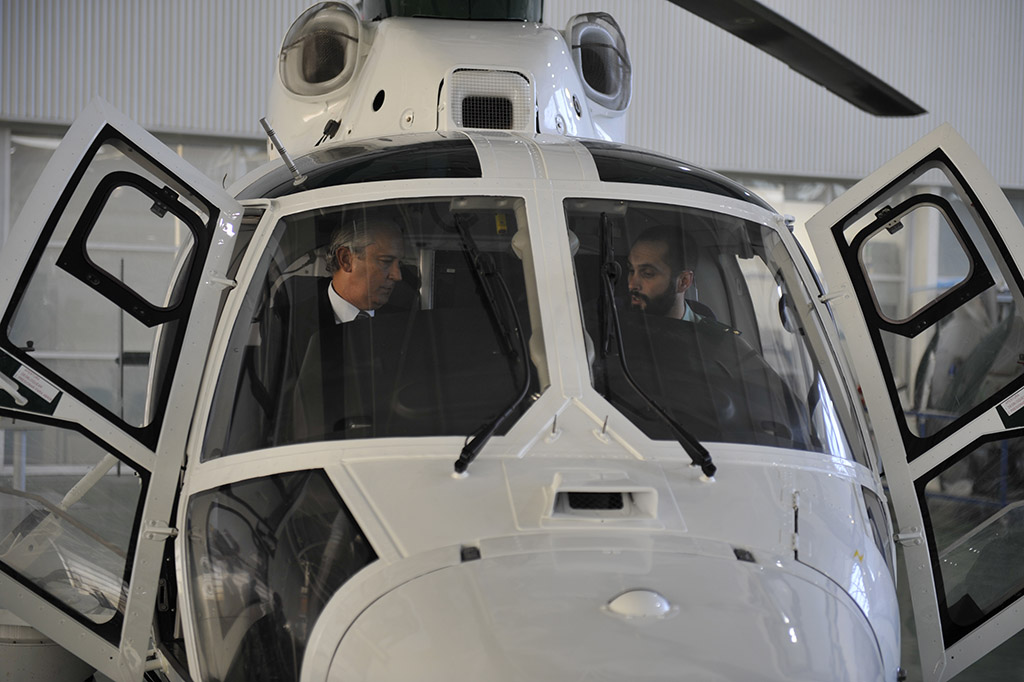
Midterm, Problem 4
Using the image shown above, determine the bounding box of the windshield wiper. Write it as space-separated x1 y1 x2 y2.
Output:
598 213 717 479
452 215 531 474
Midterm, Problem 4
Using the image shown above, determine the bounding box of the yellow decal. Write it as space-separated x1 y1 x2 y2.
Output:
853 550 864 562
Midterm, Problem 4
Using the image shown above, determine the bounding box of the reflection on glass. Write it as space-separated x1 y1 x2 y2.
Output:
565 198 864 463
186 470 376 682
0 419 143 627
203 197 538 459
924 435 1024 644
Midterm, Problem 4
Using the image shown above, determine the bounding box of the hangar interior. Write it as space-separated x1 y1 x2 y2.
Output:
0 1 1022 681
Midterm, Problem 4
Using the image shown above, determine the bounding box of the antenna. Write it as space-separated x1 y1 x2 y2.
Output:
259 117 307 186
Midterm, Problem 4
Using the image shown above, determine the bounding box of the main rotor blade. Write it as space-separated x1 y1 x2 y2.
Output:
668 0 926 117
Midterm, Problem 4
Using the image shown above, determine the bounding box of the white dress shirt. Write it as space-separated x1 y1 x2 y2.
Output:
327 282 374 324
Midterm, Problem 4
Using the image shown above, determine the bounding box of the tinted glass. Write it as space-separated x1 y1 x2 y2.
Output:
186 470 375 682
580 141 774 211
235 138 481 200
567 198 865 463
204 196 537 458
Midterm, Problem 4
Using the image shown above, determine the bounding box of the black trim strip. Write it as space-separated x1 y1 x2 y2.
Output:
56 170 207 328
847 194 993 338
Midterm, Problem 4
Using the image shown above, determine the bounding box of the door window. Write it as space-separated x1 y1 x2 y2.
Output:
2 135 212 442
832 160 1024 457
0 417 144 640
921 433 1024 646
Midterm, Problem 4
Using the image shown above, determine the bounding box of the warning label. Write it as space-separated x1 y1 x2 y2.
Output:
14 365 60 403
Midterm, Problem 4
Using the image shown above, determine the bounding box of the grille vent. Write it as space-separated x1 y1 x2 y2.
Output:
550 488 657 520
567 491 624 510
450 69 532 131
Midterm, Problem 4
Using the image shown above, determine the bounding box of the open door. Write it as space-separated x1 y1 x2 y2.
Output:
807 123 1024 681
0 98 242 680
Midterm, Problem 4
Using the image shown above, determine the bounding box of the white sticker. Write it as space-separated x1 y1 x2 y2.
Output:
1000 385 1024 417
13 365 60 403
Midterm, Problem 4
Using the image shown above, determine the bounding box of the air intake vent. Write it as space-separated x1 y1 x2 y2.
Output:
567 491 624 510
551 488 657 520
462 96 514 129
449 69 532 132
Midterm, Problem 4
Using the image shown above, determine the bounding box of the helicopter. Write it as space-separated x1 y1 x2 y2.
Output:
1 1 1023 680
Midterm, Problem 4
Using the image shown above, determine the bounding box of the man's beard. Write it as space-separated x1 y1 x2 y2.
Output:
630 287 676 317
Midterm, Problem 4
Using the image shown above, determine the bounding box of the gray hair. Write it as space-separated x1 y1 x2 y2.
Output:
325 219 401 273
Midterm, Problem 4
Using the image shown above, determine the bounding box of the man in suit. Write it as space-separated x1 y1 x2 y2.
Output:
325 219 405 322
626 225 703 322
291 218 405 440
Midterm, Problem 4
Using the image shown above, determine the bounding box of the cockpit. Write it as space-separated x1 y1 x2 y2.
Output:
204 183 863 465
185 169 870 678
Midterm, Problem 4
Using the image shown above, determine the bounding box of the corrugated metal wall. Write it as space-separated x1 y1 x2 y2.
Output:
0 0 310 138
2 0 1022 187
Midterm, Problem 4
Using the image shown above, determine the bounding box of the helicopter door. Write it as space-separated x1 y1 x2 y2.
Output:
0 98 242 679
807 123 1024 681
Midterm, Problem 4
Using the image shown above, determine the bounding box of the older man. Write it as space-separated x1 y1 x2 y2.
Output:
326 219 405 322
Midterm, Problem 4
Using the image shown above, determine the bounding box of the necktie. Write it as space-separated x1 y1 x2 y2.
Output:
355 310 370 321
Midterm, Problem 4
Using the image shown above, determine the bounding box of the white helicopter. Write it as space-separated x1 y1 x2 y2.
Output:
1 1 1022 681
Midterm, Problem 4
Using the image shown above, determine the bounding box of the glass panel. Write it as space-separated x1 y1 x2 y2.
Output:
186 470 376 682
859 204 971 323
84 183 195 309
382 0 542 20
566 198 865 463
203 197 538 458
838 161 1024 441
922 434 1024 645
580 141 772 211
0 417 143 628
234 139 481 201
4 140 208 428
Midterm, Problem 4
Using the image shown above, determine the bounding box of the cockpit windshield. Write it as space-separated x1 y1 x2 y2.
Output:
567 198 867 464
203 197 538 459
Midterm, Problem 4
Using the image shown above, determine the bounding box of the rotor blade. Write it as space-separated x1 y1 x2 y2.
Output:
668 0 926 116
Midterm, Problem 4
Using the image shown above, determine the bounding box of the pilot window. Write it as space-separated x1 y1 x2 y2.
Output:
203 196 538 459
565 198 866 463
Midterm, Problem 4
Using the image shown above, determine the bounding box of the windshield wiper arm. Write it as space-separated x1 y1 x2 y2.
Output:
452 215 531 474
598 214 717 479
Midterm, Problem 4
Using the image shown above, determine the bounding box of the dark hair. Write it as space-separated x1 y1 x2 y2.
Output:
631 225 691 273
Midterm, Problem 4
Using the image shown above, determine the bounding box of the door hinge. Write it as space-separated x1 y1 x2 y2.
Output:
818 288 850 304
895 527 924 546
143 520 179 542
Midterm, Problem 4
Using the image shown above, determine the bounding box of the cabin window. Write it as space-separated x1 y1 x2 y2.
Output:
202 196 539 459
565 197 867 464
185 470 374 682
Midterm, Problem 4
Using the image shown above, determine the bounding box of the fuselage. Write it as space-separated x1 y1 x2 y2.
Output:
166 130 900 681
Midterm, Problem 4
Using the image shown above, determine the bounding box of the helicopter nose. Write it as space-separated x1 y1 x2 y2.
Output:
304 547 886 681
